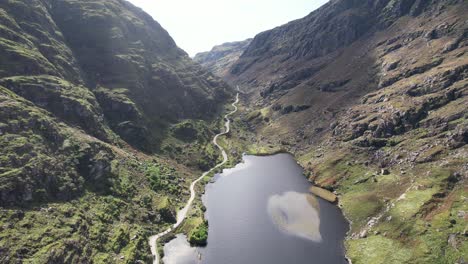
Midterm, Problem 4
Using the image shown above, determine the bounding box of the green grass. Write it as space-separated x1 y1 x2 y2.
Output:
341 193 384 230
347 235 412 264
390 188 438 219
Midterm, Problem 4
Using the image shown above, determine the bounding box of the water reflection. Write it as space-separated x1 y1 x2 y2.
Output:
267 191 322 242
163 154 348 264
162 234 199 264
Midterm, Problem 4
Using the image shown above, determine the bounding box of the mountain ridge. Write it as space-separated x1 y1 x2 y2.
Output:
194 39 252 78
196 0 468 262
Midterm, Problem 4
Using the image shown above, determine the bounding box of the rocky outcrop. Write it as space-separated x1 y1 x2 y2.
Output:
0 76 109 140
232 0 464 78
0 86 115 206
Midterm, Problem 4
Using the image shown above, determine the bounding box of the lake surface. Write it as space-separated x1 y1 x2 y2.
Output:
163 154 349 264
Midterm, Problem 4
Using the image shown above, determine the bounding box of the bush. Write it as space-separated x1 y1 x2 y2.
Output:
189 221 208 246
145 164 180 194
146 165 162 191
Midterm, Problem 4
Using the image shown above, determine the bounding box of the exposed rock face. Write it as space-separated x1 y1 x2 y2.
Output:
205 0 467 263
231 0 464 78
194 39 252 78
225 0 467 149
0 84 124 215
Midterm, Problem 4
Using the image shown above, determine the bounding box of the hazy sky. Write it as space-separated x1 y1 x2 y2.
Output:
127 0 328 56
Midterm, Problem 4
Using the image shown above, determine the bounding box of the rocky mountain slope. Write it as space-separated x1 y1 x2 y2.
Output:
205 0 468 263
0 0 232 263
194 39 252 78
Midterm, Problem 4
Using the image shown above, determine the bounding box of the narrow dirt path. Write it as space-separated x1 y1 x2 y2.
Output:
149 92 240 264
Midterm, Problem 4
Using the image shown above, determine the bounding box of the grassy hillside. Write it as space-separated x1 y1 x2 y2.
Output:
0 0 233 262
202 0 468 262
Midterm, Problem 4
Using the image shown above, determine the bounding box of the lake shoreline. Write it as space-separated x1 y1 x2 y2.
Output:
163 154 350 264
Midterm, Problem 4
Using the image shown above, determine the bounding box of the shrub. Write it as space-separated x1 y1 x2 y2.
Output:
189 221 208 246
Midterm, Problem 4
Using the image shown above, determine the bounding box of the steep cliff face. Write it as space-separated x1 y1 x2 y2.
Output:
0 0 231 152
231 0 463 79
0 0 232 262
194 39 252 78
48 0 232 149
231 0 467 143
215 0 467 263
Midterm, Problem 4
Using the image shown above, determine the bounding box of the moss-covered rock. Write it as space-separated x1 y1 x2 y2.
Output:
0 75 110 140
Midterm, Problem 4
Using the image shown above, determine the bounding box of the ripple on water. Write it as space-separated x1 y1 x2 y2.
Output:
267 191 322 242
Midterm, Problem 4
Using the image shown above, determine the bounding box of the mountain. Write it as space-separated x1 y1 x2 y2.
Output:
0 0 232 262
194 39 252 78
206 0 468 263
2 0 232 152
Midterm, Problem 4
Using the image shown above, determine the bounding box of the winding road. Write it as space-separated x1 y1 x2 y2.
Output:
149 91 240 264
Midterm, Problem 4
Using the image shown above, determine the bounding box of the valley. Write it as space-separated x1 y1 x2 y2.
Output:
0 0 466 263
149 92 239 264
195 0 468 263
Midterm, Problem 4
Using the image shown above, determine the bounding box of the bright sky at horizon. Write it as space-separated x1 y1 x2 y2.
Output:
127 0 329 57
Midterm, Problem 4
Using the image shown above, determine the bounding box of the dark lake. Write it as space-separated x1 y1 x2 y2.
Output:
163 154 349 264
